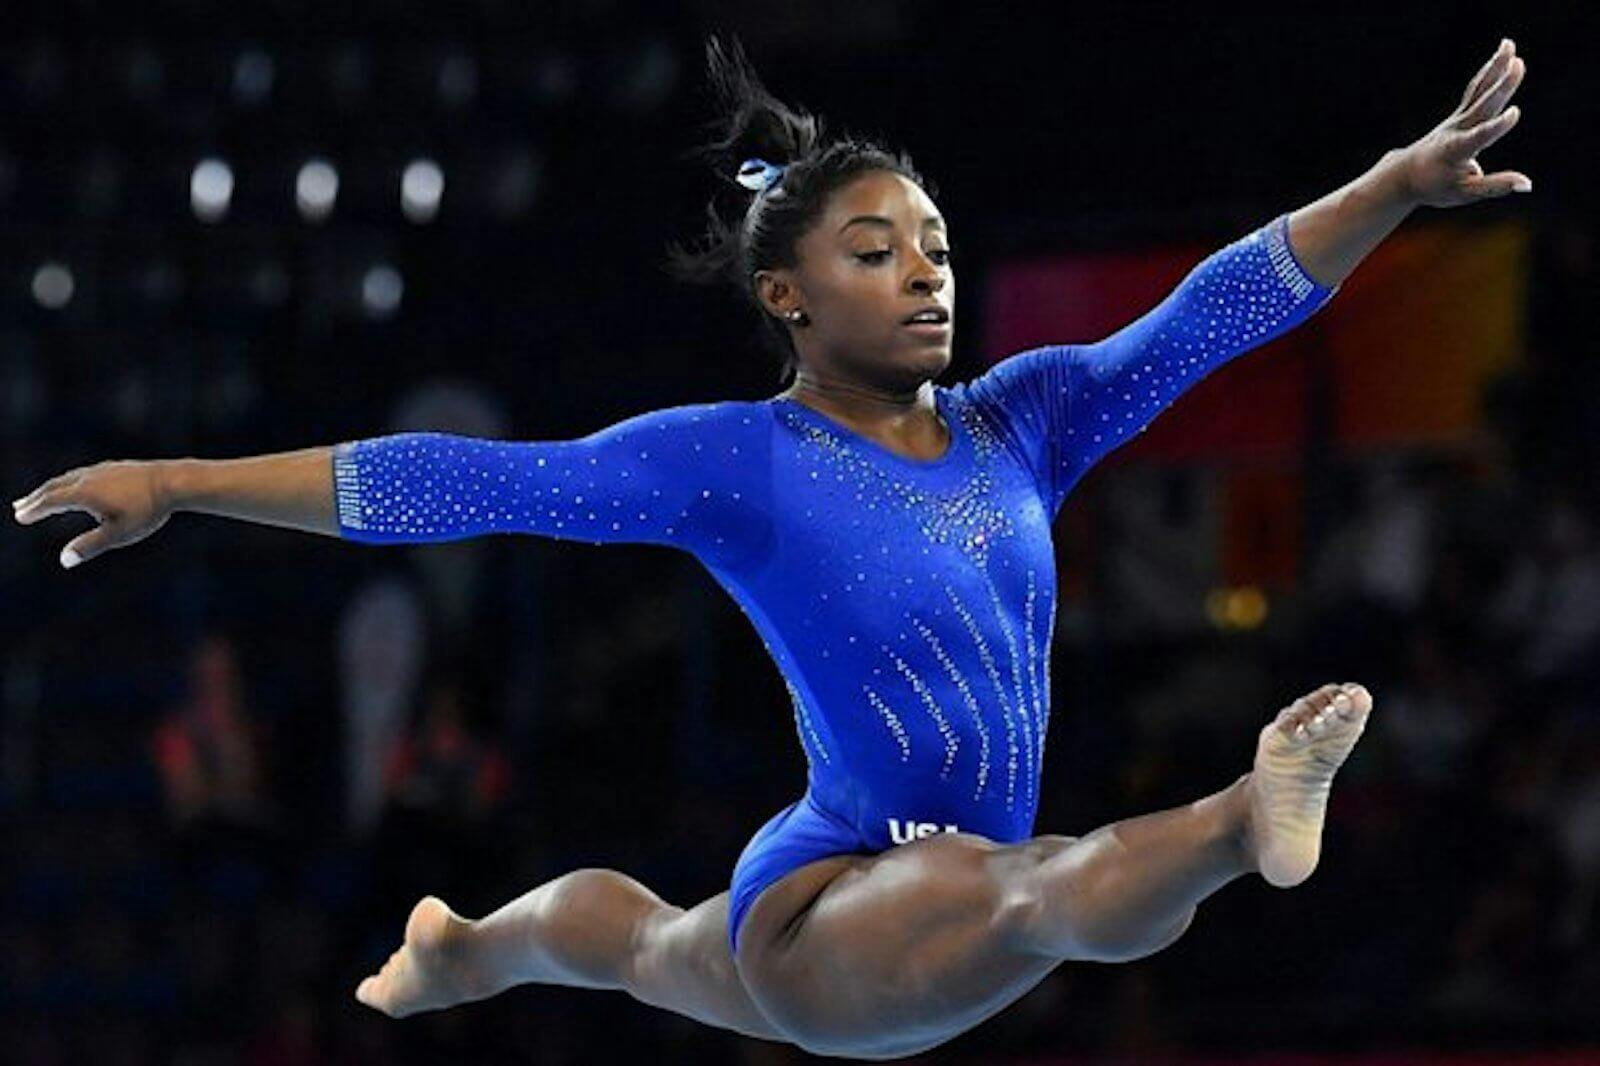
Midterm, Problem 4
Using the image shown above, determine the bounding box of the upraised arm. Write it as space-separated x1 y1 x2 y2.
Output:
961 213 1336 518
1288 37 1530 288
960 39 1531 521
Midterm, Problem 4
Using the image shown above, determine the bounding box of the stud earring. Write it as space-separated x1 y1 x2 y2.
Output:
786 308 809 326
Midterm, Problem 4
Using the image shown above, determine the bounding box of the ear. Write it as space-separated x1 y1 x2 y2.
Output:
753 268 798 320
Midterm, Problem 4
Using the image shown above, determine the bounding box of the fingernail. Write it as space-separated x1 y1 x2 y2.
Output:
11 498 24 509
1500 38 1510 51
1513 177 1532 192
61 548 81 570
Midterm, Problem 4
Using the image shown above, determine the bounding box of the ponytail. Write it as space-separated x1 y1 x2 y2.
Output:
666 34 931 384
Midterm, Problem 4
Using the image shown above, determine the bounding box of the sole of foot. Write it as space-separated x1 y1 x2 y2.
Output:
1250 682 1373 888
354 895 478 1018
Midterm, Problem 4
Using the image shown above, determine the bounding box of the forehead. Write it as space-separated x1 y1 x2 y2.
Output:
822 170 942 229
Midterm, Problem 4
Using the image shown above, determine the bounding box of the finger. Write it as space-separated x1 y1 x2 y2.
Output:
1457 105 1522 157
12 473 74 512
13 493 67 524
1460 55 1524 129
13 493 101 525
1459 40 1513 111
1462 170 1534 199
1458 58 1517 127
60 515 133 568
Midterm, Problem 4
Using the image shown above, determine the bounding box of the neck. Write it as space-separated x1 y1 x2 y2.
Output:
784 371 932 417
779 369 949 454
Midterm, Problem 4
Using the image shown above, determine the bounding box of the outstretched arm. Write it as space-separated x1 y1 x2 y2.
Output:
168 447 337 536
15 403 773 572
326 405 771 571
13 450 335 568
1288 37 1530 288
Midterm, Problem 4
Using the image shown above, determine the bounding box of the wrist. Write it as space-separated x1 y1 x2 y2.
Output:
1374 148 1422 210
159 458 200 511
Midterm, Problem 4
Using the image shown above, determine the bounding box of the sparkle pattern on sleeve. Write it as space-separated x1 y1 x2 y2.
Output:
329 406 773 570
960 212 1338 516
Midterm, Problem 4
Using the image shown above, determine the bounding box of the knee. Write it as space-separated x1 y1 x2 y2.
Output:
542 868 676 988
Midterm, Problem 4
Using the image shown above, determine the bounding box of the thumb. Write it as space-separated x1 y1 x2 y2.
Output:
59 528 113 570
1465 171 1533 198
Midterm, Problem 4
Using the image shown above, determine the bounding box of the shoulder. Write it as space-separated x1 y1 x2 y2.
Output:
947 346 1075 418
582 397 774 441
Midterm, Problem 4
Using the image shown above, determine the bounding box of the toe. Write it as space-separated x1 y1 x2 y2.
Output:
1342 683 1373 715
1305 684 1341 715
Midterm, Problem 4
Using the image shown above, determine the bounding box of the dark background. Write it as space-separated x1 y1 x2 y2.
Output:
3 2 1597 1063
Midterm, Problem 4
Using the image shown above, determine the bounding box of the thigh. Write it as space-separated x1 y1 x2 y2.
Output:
735 832 1077 1059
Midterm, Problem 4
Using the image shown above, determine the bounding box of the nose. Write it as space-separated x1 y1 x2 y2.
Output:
908 269 945 296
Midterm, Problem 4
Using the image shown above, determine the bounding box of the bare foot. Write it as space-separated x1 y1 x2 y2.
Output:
1248 682 1373 887
355 896 490 1018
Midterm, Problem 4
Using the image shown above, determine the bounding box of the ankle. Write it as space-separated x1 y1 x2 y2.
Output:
1218 773 1258 874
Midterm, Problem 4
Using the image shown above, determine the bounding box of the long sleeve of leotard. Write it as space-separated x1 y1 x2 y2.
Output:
963 212 1337 518
330 402 774 572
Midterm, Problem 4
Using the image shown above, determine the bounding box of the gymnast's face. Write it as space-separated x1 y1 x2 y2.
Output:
764 169 954 391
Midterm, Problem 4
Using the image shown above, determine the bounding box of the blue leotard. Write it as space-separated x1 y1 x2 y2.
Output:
331 213 1336 955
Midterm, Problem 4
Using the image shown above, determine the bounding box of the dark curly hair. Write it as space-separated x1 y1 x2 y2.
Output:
665 34 935 385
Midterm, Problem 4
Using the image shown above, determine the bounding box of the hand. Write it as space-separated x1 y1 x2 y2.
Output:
12 460 175 569
1395 38 1532 208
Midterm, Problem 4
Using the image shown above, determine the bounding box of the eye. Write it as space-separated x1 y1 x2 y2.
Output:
854 248 954 265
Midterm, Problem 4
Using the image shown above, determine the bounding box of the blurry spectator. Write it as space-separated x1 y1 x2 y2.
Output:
150 632 269 828
1432 839 1565 1019
1379 627 1496 793
1354 458 1437 613
338 575 426 836
1488 490 1600 681
367 672 514 911
383 676 512 822
1549 716 1600 951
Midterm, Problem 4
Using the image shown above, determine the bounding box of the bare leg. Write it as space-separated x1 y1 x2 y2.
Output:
355 869 785 1042
1020 681 1372 960
1018 773 1251 961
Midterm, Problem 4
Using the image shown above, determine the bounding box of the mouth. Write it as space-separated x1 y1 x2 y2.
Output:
901 304 952 340
902 321 951 341
902 305 951 326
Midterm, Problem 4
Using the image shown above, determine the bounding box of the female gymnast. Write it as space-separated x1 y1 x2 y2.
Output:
13 34 1530 1060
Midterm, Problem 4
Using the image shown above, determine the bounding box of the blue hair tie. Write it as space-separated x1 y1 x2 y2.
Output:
736 157 788 194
